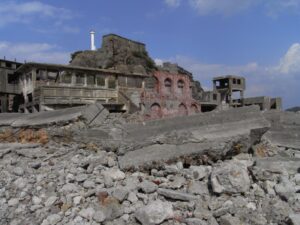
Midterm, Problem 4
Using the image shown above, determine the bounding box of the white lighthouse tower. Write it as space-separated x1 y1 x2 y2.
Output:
90 30 96 51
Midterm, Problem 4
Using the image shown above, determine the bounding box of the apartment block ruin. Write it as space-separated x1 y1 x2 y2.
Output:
0 33 282 118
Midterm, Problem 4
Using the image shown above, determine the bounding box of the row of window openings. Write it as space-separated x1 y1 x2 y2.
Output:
215 79 241 88
164 79 185 89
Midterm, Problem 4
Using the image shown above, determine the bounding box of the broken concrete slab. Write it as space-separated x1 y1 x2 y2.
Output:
263 111 300 149
10 103 108 128
0 113 26 127
157 188 199 201
254 156 300 175
118 106 270 170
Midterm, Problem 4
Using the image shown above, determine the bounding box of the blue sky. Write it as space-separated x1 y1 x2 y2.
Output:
0 0 299 108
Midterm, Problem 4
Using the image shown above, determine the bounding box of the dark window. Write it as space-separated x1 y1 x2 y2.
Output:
177 80 184 94
96 75 105 86
87 75 95 85
61 72 72 84
177 80 184 88
164 78 172 93
108 76 116 89
237 79 241 85
233 78 236 84
213 94 217 100
6 62 12 68
76 74 85 85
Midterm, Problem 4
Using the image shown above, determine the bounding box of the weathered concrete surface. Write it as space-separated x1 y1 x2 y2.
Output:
1 103 109 128
0 113 26 127
254 156 300 175
263 111 300 149
118 106 270 170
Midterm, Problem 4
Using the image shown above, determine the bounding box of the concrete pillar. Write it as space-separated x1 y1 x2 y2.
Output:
84 74 87 87
105 77 109 88
32 68 37 89
115 75 118 89
71 72 76 85
240 91 244 106
0 95 7 112
228 94 232 106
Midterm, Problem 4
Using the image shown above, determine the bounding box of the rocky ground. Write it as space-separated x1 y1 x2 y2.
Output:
0 108 300 225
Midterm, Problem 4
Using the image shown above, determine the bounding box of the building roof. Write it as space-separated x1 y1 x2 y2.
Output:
213 75 245 81
15 62 149 77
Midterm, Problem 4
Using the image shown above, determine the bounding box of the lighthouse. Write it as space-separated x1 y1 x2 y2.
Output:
90 30 96 51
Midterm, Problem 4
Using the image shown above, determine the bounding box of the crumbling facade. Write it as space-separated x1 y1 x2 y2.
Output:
142 69 200 119
0 59 22 112
15 62 148 113
213 75 245 107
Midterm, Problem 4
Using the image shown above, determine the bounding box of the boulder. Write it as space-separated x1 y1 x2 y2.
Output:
135 200 173 225
210 161 250 194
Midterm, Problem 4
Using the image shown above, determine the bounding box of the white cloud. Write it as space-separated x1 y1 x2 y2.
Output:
164 0 182 8
189 0 253 15
154 58 164 66
0 41 70 64
276 43 300 74
0 1 73 27
188 0 300 16
169 55 259 79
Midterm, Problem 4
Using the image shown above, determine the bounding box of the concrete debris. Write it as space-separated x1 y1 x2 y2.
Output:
0 102 108 128
0 106 299 225
134 200 174 225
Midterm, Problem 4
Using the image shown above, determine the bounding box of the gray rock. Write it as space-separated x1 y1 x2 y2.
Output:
168 176 186 189
112 187 129 202
138 180 158 193
99 196 123 221
45 196 58 207
289 213 300 225
157 188 199 201
213 201 234 218
46 214 62 225
185 218 208 225
8 198 19 206
189 166 211 180
93 209 106 223
102 168 125 181
76 173 88 182
13 167 24 176
187 181 209 195
294 174 300 185
79 207 95 220
275 177 296 200
127 192 138 203
73 196 82 206
61 183 79 193
219 214 241 225
135 200 173 225
83 180 95 189
211 161 250 194
32 196 42 205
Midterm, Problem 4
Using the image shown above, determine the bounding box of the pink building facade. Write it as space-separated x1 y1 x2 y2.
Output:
141 71 201 120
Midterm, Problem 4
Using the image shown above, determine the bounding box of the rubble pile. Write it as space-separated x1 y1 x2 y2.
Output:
0 106 299 225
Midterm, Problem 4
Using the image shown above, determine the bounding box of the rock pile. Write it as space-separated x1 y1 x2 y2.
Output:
0 107 299 225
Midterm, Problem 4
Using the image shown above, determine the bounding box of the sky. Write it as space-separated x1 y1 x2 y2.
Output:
0 0 299 109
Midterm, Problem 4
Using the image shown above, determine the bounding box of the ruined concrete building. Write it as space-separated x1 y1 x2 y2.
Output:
0 33 281 118
0 59 23 113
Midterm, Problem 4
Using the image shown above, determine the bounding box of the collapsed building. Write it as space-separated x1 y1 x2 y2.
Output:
0 33 281 118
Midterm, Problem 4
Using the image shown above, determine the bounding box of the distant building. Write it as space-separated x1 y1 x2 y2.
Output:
0 59 23 112
142 63 200 119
